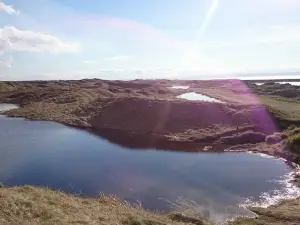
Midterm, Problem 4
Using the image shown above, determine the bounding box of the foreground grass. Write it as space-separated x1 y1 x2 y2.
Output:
1 185 300 225
229 199 300 225
0 186 212 225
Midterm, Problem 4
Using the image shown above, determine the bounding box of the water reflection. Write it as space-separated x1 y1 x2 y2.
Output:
177 92 223 103
0 115 296 223
255 82 300 86
87 127 223 151
170 86 190 89
278 82 300 86
0 104 19 112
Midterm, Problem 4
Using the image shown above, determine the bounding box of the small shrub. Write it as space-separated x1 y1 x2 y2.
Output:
137 90 149 95
157 89 167 94
270 89 300 98
266 132 283 144
0 182 4 188
287 133 300 145
219 132 266 145
169 213 205 225
109 88 119 93
287 133 300 154
284 128 300 154
293 155 300 164
122 216 166 225
264 82 276 85
286 127 300 136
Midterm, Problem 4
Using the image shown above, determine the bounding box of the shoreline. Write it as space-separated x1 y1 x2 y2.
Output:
1 79 300 224
2 104 299 165
2 102 300 186
2 104 300 224
0 185 213 225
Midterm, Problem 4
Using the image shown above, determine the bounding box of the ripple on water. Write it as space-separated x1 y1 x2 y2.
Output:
240 169 300 209
0 109 299 224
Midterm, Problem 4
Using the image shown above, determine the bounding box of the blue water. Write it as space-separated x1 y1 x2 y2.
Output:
0 104 295 222
0 104 19 112
256 82 300 86
170 86 190 89
177 92 223 103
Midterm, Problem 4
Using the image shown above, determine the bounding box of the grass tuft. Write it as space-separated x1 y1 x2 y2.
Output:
265 132 284 144
219 132 266 145
284 128 300 154
0 186 208 225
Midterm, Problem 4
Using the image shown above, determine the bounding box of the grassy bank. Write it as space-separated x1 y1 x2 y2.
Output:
2 79 300 163
230 199 300 225
2 79 300 225
1 185 300 225
0 186 212 225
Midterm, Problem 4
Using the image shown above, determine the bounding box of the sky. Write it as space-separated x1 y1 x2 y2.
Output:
0 0 300 80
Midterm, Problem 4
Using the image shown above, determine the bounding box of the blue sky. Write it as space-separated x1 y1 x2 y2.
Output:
0 0 300 80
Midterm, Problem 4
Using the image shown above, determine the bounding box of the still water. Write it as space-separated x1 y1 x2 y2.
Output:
0 104 19 112
256 82 300 86
170 86 190 89
0 104 298 222
177 92 223 103
278 82 300 86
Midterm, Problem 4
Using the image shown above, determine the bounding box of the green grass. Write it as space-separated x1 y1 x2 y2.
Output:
284 128 300 154
261 96 300 122
287 133 300 145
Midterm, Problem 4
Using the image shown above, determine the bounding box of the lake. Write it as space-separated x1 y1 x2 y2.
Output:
177 92 223 103
170 86 190 89
256 82 300 86
0 104 19 112
278 82 300 86
0 104 298 223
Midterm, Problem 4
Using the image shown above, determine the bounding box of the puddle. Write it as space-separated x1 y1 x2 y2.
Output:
255 82 300 86
0 104 19 112
170 86 190 89
277 82 300 86
177 92 223 103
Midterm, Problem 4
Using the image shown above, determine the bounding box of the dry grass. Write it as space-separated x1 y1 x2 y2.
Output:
260 96 300 122
284 128 300 155
219 132 266 145
265 132 284 144
0 186 213 225
229 198 300 225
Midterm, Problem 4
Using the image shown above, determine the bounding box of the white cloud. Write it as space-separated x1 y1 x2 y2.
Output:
251 25 300 44
208 25 300 48
256 0 300 9
0 1 19 15
107 55 131 61
0 26 80 54
0 55 13 68
83 60 97 64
